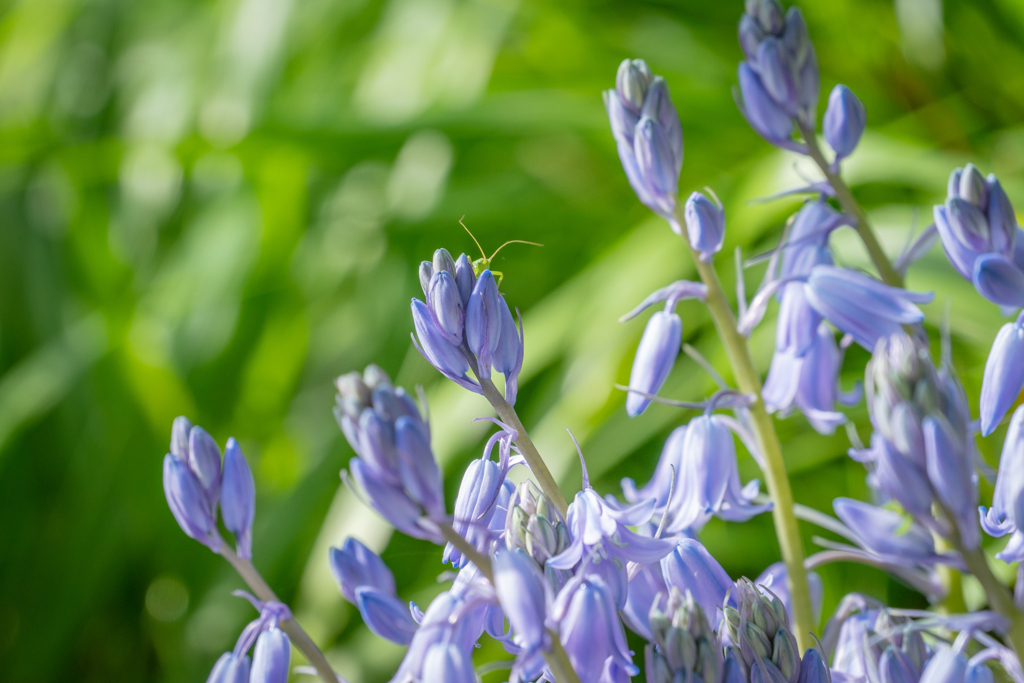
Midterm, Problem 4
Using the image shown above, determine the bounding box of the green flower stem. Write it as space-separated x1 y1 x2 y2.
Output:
219 545 339 683
438 522 494 581
544 635 583 683
796 121 903 288
672 205 816 652
476 373 570 518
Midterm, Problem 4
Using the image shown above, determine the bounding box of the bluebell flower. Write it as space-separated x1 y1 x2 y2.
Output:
803 266 933 350
336 366 446 543
605 59 684 232
250 627 290 683
552 574 639 683
685 190 726 262
329 538 418 645
934 165 1023 307
493 547 553 681
646 588 723 683
444 427 516 567
979 405 1024 562
163 452 223 552
736 0 819 148
207 653 250 683
421 643 476 683
221 438 256 560
548 484 677 607
979 312 1024 435
621 561 668 640
832 498 948 567
829 603 928 682
823 85 865 160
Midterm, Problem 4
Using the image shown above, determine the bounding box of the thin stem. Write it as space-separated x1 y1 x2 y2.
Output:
672 207 816 651
220 546 339 683
796 121 903 288
475 373 570 517
438 523 494 582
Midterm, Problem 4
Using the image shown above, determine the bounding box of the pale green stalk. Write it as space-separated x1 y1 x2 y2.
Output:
672 204 816 651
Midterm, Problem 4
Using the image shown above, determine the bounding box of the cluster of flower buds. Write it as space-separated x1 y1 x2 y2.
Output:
334 365 446 542
829 599 929 682
207 596 292 683
861 332 979 548
980 405 1024 562
163 416 255 558
329 538 418 645
736 0 818 149
605 58 684 231
412 248 524 404
504 480 573 590
722 578 829 683
935 164 1023 309
646 589 723 683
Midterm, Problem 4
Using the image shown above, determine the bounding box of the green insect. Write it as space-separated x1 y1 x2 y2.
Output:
460 216 542 288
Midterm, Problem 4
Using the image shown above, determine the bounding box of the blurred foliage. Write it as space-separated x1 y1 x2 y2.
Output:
2 0 1024 680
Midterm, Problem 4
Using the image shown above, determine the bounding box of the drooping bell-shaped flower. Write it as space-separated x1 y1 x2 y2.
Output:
421 643 476 683
493 547 552 676
605 58 684 231
934 165 1024 307
250 627 290 683
736 0 819 148
661 539 735 628
979 312 1024 436
444 427 516 566
646 588 723 683
829 604 929 682
980 405 1024 562
208 597 293 683
329 538 418 645
336 365 446 543
553 574 640 683
823 85 866 160
832 498 948 567
206 652 250 683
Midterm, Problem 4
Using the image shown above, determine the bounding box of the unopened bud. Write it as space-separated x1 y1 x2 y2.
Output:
432 248 456 276
823 85 865 159
419 261 434 295
616 58 654 113
684 191 725 262
959 163 988 208
772 629 800 683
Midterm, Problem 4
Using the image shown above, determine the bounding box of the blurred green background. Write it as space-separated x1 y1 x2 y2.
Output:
3 0 1024 680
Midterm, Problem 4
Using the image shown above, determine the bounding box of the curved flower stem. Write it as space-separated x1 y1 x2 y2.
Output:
475 373 570 517
672 206 816 651
796 121 903 288
219 546 340 683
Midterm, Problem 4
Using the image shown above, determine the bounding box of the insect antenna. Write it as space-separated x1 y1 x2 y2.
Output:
459 216 488 261
488 239 544 262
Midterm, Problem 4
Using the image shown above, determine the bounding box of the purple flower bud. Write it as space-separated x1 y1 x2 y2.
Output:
626 310 682 416
622 562 667 640
972 253 1024 308
980 406 1024 561
207 653 251 683
349 457 440 542
221 438 256 560
427 271 465 345
493 548 550 653
354 586 418 645
980 315 1024 436
870 435 934 519
756 562 824 625
986 175 1017 254
823 85 865 158
357 408 400 485
755 37 799 117
878 647 919 683
660 539 734 627
739 13 766 61
188 426 223 509
923 416 979 548
411 299 477 392
445 432 512 566
491 297 523 405
959 164 988 207
432 247 456 276
394 416 445 521
163 454 222 552
616 58 654 114
250 627 290 683
797 649 830 683
737 63 794 146
748 0 784 34
329 537 396 603
453 253 476 306
418 260 433 296
422 643 475 683
782 7 811 70
466 270 503 372
171 415 193 460
634 117 681 218
803 266 933 350
554 576 639 682
685 191 726 262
